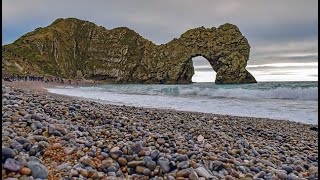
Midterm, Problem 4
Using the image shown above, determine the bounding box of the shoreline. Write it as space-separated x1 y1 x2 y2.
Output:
2 81 318 179
2 79 101 93
3 80 318 126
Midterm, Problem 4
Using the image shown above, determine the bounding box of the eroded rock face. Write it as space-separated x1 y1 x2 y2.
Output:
2 18 256 84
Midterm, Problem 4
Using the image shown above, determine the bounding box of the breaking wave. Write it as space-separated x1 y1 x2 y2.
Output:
67 82 318 101
177 87 318 101
179 87 318 100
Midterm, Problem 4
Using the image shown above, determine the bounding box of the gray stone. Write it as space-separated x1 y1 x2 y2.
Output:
150 150 160 160
4 158 23 171
29 145 41 156
107 172 116 176
56 162 71 170
2 147 16 160
15 137 30 145
157 158 170 173
37 141 49 149
31 114 41 121
58 128 68 135
143 156 152 163
287 173 299 180
107 166 118 172
273 170 288 180
48 124 56 135
33 136 47 142
53 130 63 136
35 121 42 129
133 142 143 154
177 155 188 162
177 161 190 169
253 171 266 179
209 160 224 171
195 166 214 179
15 155 27 166
109 150 123 159
282 165 293 173
145 160 157 170
27 161 49 179
189 169 199 180
28 156 43 164
157 138 166 145
143 168 151 176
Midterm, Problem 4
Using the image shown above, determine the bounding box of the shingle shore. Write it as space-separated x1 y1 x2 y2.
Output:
2 84 318 179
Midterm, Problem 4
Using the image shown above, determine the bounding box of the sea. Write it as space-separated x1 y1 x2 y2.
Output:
47 81 318 125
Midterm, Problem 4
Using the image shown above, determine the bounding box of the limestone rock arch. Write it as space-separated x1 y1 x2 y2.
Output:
151 24 257 84
2 18 256 84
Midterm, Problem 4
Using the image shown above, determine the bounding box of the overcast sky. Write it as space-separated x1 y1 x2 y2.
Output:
2 0 318 82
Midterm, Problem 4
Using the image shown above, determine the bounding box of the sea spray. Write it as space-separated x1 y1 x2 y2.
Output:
47 81 318 124
177 87 318 100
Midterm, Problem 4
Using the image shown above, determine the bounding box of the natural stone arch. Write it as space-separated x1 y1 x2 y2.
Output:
154 24 257 84
2 18 256 84
128 23 256 84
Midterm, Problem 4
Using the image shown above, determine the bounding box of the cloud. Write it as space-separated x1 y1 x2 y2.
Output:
250 68 318 81
247 62 318 68
3 0 317 43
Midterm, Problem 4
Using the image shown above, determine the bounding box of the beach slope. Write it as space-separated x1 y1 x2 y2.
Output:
2 82 318 179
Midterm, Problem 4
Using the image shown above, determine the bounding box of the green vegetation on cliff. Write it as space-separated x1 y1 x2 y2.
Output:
2 18 256 84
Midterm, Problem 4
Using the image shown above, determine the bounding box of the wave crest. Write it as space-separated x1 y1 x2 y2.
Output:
178 87 318 101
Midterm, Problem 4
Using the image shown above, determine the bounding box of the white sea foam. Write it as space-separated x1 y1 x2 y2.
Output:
47 82 318 125
177 87 318 100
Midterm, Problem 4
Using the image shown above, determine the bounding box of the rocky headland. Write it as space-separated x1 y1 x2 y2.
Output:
2 18 256 84
2 83 318 179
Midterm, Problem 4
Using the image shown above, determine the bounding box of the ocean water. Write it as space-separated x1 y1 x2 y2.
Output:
47 81 318 125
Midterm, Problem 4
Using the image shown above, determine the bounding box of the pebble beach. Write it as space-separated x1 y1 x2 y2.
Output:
2 82 318 180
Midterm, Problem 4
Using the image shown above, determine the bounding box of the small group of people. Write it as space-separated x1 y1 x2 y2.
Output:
44 77 65 84
3 74 81 85
18 75 45 82
3 75 43 82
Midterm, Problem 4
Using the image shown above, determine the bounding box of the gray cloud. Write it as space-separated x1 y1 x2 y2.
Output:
247 65 317 71
3 0 317 42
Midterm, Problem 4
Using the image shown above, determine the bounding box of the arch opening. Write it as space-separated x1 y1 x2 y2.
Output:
191 56 216 83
